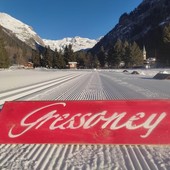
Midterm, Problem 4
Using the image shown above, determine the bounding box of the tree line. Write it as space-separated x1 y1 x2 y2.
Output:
31 44 98 69
97 40 143 68
0 38 162 69
0 38 10 68
31 41 144 69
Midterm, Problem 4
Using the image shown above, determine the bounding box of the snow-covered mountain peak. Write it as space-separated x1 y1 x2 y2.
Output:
0 13 34 33
43 36 98 52
0 12 44 48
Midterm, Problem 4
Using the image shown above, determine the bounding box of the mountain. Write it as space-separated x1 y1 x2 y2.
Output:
0 12 45 49
0 12 98 52
91 0 170 64
43 36 98 52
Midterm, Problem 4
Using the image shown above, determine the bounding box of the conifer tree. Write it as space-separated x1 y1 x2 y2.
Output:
63 44 75 65
68 44 75 61
93 55 99 68
113 39 123 68
163 24 170 65
52 49 57 68
44 46 53 68
107 39 124 68
163 24 170 44
122 40 129 63
54 49 65 69
107 47 114 68
32 49 40 67
75 51 86 68
97 46 106 68
0 38 9 68
125 42 143 68
84 52 96 68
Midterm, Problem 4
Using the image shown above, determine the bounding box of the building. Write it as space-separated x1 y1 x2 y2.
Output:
68 62 77 69
24 62 34 69
143 46 146 61
143 46 156 68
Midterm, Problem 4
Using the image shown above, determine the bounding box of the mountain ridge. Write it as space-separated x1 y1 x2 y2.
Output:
43 36 98 52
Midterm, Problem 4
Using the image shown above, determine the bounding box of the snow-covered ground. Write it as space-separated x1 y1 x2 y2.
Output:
0 68 81 92
0 68 169 92
0 68 170 170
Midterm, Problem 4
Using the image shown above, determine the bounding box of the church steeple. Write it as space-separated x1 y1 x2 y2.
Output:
143 46 146 60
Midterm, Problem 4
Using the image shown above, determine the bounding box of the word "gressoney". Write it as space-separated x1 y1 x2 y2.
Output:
9 102 166 138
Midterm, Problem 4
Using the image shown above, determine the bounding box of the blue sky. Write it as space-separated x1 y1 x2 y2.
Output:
0 0 142 40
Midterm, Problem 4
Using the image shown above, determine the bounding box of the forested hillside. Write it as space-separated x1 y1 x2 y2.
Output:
0 26 32 67
91 0 170 67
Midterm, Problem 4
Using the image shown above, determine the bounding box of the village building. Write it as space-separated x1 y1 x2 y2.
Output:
143 46 157 68
68 62 77 69
24 62 34 69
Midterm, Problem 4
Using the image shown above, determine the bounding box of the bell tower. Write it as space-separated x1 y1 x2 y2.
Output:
143 46 146 61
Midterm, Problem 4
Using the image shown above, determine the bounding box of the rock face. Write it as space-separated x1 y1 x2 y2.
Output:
0 12 45 49
91 0 170 58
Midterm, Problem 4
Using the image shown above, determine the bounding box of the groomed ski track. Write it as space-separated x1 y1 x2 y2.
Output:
0 69 170 170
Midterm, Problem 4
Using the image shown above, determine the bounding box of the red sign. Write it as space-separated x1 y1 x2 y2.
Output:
0 100 170 144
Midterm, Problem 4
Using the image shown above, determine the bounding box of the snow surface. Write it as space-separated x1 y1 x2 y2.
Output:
0 68 169 93
0 68 170 170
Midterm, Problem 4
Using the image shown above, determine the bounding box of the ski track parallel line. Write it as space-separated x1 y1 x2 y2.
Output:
122 145 136 170
0 74 80 105
133 145 152 170
0 74 75 98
